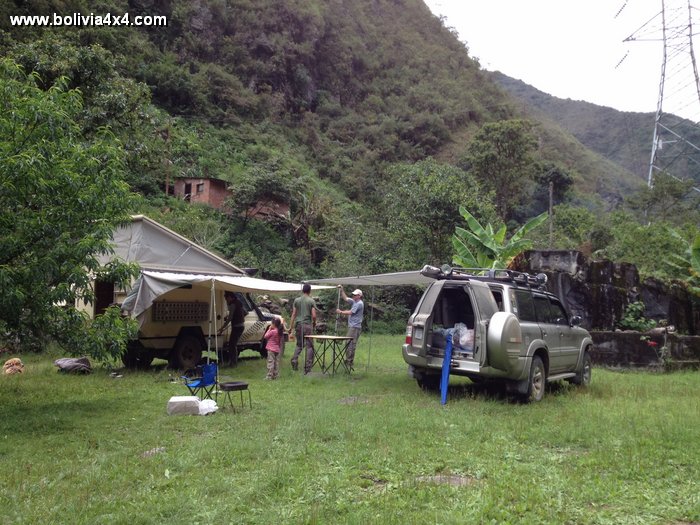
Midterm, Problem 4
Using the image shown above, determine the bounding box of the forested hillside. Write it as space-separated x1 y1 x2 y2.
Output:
492 71 700 187
1 0 698 288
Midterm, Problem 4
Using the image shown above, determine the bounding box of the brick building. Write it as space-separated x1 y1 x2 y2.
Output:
173 177 290 220
173 178 230 209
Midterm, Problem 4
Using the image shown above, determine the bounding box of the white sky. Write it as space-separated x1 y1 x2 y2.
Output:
424 0 700 121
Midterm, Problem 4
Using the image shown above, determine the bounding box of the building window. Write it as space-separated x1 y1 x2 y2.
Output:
196 182 205 194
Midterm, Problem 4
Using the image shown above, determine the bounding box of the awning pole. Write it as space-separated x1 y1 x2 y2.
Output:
213 282 218 365
366 286 374 372
335 287 341 335
207 279 214 365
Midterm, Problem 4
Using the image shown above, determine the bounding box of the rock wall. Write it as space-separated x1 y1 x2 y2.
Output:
591 331 700 370
512 250 699 335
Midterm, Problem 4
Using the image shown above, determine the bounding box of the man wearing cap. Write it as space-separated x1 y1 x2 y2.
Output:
336 286 364 370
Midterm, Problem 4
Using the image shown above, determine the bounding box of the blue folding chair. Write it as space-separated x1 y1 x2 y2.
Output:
182 362 218 401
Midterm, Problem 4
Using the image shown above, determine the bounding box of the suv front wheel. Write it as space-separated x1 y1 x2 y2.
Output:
569 350 592 386
524 355 546 402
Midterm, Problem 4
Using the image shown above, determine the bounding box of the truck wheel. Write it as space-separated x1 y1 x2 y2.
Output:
121 343 154 369
171 334 203 370
524 355 546 402
569 350 592 386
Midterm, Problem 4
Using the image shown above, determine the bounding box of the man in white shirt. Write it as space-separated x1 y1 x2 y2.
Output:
336 286 364 371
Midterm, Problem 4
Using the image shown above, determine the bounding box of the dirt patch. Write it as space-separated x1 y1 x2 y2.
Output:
338 396 369 405
141 447 165 458
415 474 477 487
360 474 387 486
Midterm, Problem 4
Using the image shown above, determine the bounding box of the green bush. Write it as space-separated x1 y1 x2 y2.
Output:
618 301 657 331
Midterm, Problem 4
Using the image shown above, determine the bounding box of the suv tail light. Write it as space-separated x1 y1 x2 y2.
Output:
405 325 412 345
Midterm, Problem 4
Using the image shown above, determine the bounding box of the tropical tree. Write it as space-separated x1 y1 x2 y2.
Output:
513 162 575 223
625 171 700 225
461 119 539 221
378 159 498 268
667 231 700 295
0 60 137 358
9 38 173 196
452 207 548 269
597 211 687 280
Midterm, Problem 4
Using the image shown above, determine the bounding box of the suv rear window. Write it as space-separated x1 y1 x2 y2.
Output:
513 289 537 322
549 298 569 325
534 294 554 323
434 286 475 329
532 294 570 325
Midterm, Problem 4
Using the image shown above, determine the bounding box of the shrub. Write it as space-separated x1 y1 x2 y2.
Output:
618 301 657 331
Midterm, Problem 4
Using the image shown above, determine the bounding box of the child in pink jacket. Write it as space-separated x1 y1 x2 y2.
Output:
264 317 285 379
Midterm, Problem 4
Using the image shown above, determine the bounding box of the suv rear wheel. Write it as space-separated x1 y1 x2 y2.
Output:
524 355 546 402
415 370 441 391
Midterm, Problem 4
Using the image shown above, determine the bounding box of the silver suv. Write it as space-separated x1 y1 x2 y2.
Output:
402 266 593 402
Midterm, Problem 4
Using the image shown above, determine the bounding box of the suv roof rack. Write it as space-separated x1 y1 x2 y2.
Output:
420 265 549 290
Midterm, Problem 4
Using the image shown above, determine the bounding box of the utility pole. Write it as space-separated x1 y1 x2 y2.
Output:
548 180 554 249
161 126 171 197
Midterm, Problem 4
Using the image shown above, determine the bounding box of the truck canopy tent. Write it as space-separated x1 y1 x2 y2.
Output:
105 215 246 275
101 215 334 369
104 216 331 325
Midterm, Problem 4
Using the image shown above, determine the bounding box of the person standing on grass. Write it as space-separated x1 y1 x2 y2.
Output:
218 291 246 367
264 317 285 380
336 286 364 370
289 283 317 374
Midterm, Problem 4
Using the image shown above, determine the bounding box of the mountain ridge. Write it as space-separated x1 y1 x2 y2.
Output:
490 71 700 187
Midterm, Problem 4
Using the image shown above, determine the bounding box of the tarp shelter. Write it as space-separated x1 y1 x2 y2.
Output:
307 270 436 287
307 270 435 371
101 215 331 367
310 269 456 403
124 270 331 327
104 215 331 320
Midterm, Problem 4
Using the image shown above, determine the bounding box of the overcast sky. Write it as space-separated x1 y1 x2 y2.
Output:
424 0 699 121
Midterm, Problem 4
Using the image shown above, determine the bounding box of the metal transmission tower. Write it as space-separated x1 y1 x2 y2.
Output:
624 0 700 190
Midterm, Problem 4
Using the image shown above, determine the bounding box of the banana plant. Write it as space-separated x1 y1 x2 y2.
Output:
667 231 700 296
452 207 548 269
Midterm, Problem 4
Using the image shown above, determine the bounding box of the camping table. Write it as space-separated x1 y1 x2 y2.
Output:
304 335 353 374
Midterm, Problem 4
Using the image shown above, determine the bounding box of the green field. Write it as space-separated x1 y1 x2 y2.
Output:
2 334 699 524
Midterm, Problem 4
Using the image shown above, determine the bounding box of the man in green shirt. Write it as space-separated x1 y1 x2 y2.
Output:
289 283 317 374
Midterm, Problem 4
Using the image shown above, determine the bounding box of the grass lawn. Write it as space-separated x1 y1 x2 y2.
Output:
1 334 699 524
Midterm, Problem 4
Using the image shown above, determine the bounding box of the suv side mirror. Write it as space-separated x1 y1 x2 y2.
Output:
570 315 582 327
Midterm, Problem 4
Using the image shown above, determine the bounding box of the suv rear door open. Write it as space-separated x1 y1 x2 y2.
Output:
406 279 497 369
